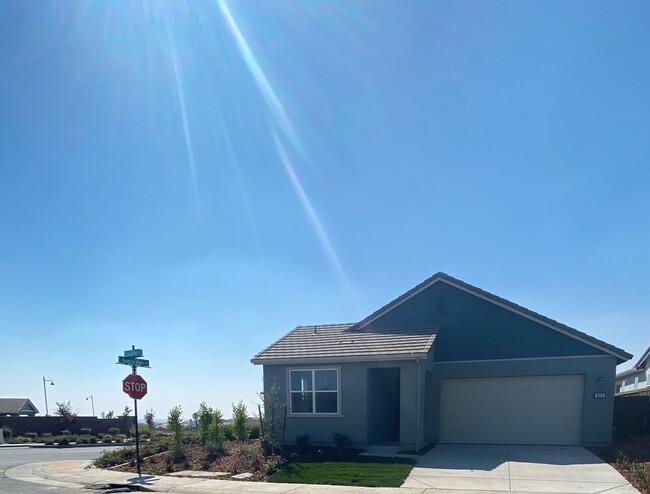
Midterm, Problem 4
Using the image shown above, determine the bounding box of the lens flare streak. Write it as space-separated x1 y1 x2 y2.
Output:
167 29 200 209
217 0 307 161
273 134 353 296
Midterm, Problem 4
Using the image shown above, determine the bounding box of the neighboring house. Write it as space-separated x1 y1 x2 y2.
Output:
615 346 650 394
0 398 39 417
252 272 631 450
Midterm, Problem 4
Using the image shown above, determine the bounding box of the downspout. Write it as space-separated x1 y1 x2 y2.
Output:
416 358 421 453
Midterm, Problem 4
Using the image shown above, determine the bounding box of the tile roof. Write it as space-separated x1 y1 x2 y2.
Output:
251 324 437 364
350 272 632 363
0 398 39 415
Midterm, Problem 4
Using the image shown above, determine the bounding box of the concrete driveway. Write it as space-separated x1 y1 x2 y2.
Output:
402 444 638 493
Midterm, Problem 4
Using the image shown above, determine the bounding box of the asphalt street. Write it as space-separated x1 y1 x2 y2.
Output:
0 445 121 494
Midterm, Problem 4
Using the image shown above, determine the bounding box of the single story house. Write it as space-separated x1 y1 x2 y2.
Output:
0 398 39 417
615 346 649 394
252 272 631 449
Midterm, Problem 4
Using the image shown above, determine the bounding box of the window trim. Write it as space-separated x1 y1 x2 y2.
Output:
287 367 341 416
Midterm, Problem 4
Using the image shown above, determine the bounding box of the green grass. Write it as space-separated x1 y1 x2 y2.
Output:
268 455 416 488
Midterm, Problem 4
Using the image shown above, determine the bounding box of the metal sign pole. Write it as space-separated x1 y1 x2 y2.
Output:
132 364 141 477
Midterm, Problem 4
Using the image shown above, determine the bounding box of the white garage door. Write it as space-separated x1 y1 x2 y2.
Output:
439 375 584 445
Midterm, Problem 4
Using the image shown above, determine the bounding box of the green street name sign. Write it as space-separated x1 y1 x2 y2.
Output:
124 348 143 358
117 356 150 367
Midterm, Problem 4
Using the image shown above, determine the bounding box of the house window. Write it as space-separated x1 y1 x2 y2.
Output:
289 369 339 414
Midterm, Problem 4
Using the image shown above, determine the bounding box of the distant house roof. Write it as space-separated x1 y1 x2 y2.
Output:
0 398 39 416
251 324 437 364
616 345 650 380
634 346 650 369
350 272 632 363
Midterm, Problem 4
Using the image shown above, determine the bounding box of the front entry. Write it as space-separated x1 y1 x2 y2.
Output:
367 367 400 444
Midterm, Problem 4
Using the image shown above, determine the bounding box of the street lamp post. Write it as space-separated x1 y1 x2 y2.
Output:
86 395 95 416
42 377 54 416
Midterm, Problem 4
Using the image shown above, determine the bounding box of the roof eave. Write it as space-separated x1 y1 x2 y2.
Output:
251 351 431 366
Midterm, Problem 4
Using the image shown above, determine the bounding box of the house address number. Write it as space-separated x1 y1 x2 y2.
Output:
593 392 606 399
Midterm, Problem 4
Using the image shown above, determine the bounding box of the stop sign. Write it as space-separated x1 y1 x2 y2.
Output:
123 374 148 400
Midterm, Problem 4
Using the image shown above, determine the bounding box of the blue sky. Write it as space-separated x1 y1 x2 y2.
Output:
1 1 649 420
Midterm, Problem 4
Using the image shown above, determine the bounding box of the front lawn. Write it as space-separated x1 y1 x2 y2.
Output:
268 455 416 487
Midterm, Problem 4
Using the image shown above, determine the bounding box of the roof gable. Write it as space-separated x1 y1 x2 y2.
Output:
0 398 39 415
350 272 631 363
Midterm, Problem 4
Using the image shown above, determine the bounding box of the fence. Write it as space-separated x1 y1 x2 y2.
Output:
0 416 134 437
613 391 650 437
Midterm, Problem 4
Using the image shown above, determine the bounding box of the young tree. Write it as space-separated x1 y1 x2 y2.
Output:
144 409 155 435
192 403 224 456
122 406 132 417
54 401 78 423
101 410 115 419
167 406 184 455
259 380 284 455
231 400 249 442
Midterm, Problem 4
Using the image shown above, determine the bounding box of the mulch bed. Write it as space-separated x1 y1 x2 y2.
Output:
112 439 283 482
591 435 650 494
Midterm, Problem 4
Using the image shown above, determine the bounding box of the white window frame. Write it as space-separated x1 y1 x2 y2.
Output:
288 368 341 416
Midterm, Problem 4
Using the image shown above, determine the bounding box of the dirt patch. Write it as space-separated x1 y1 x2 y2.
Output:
112 440 282 482
590 435 650 494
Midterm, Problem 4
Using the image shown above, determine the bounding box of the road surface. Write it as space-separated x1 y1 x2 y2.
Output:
0 445 121 493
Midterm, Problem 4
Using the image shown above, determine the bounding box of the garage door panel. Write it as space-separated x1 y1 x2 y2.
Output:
439 375 584 445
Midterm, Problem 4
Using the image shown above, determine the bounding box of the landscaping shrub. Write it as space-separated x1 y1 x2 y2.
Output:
80 427 92 435
89 436 98 444
296 434 310 452
222 422 235 441
60 430 71 436
249 424 260 439
108 427 121 435
58 437 70 446
231 442 261 472
333 433 351 449
42 432 53 438
25 432 37 440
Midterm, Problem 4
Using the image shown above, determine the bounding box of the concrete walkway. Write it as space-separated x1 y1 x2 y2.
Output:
4 445 641 494
403 444 639 493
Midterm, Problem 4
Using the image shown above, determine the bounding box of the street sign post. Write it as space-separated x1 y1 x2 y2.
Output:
116 345 151 477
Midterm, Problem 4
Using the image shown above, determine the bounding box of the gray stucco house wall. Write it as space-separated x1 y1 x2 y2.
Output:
615 346 650 394
253 273 631 449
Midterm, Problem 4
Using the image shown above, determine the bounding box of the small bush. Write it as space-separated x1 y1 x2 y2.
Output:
265 458 284 475
231 443 261 472
249 425 260 439
60 429 71 436
58 437 70 446
80 427 92 435
77 436 91 444
89 436 98 444
296 434 310 452
222 423 235 441
25 432 38 439
333 432 351 449
42 432 53 438
108 427 121 435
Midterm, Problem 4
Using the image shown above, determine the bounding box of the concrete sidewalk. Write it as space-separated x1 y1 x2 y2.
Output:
6 460 421 494
5 446 642 494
